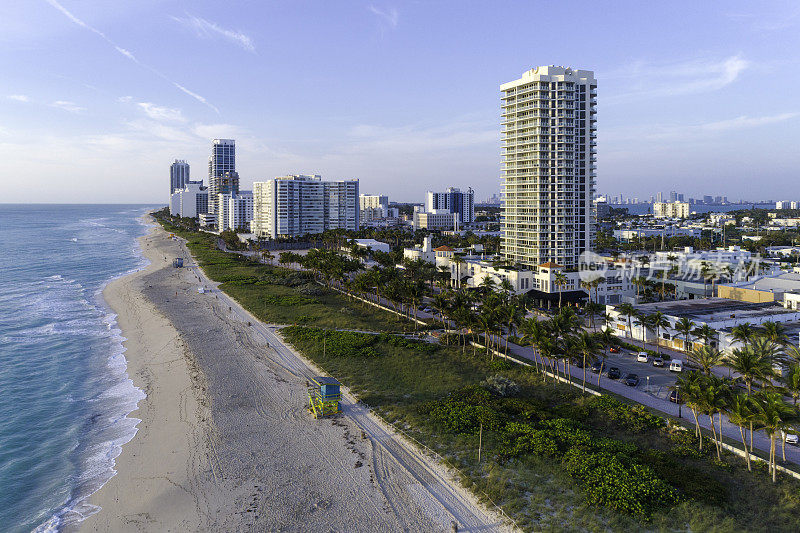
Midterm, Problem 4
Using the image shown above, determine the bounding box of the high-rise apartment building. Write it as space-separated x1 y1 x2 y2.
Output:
170 160 190 194
218 191 254 232
359 194 389 222
208 139 236 215
252 175 359 239
500 66 597 269
425 187 475 224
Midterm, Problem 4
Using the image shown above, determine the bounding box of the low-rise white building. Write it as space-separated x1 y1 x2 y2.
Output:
413 211 458 230
606 298 800 354
351 238 390 254
169 182 208 218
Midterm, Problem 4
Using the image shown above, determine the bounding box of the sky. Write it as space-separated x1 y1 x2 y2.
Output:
1 0 799 204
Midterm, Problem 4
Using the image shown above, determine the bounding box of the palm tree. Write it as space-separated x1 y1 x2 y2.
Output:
731 322 755 347
451 255 466 289
553 271 568 308
573 331 601 393
784 345 800 366
727 393 755 471
521 318 548 374
596 327 616 387
726 344 775 452
761 321 789 346
692 323 718 349
782 363 800 405
688 345 725 376
753 392 798 482
584 301 602 331
633 311 649 350
672 372 705 449
648 311 669 355
674 317 696 353
700 376 730 460
616 302 637 342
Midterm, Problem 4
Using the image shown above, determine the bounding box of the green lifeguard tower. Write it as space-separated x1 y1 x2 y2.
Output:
307 376 341 418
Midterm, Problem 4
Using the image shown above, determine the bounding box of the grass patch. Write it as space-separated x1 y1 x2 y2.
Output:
158 219 412 332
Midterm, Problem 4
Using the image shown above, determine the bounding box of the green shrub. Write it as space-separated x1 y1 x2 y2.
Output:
562 448 679 517
481 375 521 397
587 395 666 432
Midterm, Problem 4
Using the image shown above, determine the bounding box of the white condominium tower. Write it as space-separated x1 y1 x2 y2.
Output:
169 159 190 194
252 175 359 239
359 194 389 221
425 187 475 224
500 66 597 269
208 139 236 215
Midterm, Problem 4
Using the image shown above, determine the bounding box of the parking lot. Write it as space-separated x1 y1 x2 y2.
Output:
590 345 681 400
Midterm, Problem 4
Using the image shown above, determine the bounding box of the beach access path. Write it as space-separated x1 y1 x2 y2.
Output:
84 220 512 532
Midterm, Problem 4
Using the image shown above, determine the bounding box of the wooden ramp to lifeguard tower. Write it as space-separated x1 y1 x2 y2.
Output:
307 376 341 418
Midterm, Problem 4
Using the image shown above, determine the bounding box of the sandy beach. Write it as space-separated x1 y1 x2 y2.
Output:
81 220 509 532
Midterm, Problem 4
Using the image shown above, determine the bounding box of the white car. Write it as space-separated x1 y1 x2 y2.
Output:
782 431 799 445
669 359 683 372
636 352 649 363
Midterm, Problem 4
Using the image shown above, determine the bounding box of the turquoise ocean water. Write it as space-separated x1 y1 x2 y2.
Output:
0 204 156 532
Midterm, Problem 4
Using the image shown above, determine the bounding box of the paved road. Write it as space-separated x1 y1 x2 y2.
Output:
173 236 514 533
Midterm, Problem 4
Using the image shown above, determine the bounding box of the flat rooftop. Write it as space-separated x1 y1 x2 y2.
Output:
629 298 797 324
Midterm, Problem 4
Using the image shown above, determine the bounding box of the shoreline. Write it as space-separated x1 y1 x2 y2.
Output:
81 219 509 532
79 220 212 531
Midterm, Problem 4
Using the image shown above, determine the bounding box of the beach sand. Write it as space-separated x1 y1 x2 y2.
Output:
82 220 509 532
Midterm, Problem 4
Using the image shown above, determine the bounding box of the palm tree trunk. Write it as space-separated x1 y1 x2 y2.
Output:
582 353 587 393
782 434 787 463
772 436 778 483
739 426 752 471
708 414 721 460
690 408 702 450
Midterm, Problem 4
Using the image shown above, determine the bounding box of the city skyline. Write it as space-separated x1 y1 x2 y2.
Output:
3 1 800 203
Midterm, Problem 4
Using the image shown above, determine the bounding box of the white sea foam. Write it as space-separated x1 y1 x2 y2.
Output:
35 209 153 532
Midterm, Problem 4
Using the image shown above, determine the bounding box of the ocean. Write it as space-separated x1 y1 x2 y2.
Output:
0 204 156 533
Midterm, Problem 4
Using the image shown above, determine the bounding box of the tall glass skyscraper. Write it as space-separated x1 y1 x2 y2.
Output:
208 139 236 215
169 160 190 194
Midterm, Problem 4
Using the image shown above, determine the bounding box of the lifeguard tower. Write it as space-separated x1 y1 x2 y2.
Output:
307 376 341 418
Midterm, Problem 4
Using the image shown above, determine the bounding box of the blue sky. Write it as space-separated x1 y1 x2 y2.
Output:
2 1 799 203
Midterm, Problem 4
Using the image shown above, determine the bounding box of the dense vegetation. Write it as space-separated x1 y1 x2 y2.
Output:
154 211 800 531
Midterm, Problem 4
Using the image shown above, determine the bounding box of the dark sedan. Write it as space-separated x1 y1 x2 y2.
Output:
607 367 621 379
591 360 605 373
625 374 640 387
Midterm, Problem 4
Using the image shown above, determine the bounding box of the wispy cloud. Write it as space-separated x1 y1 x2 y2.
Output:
45 0 218 113
605 112 800 145
700 112 800 132
50 100 85 113
346 118 496 153
7 94 30 102
136 102 185 122
171 14 255 52
368 5 399 31
606 55 750 103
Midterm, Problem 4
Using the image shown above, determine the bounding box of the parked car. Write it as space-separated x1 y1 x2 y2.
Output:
652 357 666 367
609 346 620 354
636 352 648 363
625 374 640 387
422 307 433 313
591 360 605 373
607 367 621 379
669 390 683 404
571 357 584 369
782 431 799 445
669 359 683 372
